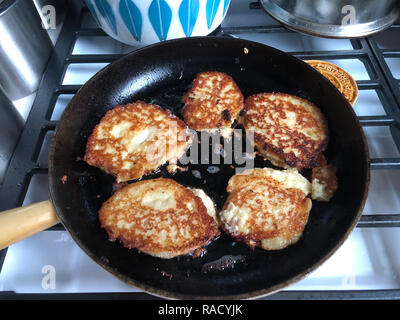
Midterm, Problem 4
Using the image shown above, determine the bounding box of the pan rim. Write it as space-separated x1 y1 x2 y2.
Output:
48 36 370 300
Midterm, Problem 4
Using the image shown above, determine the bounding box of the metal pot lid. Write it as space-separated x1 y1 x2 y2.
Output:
260 0 400 38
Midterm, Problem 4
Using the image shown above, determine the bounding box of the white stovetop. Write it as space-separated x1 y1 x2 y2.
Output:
1 0 400 295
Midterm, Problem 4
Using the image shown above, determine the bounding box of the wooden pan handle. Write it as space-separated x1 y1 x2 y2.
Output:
0 200 59 250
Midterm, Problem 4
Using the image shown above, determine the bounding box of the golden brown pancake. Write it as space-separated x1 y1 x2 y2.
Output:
84 101 193 182
311 154 338 202
99 178 219 259
242 93 329 170
219 168 312 250
182 71 244 137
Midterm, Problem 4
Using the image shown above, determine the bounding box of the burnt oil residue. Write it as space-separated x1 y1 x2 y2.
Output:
201 255 246 273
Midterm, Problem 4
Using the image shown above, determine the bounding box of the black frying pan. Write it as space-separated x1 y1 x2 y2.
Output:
17 37 372 299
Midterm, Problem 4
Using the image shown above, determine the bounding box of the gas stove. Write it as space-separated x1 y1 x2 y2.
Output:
0 0 399 299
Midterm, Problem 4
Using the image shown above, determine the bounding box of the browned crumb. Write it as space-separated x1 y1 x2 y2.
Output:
61 175 67 184
160 270 173 280
191 247 207 258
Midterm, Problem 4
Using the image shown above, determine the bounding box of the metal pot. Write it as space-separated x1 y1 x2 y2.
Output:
0 87 23 184
260 0 400 38
0 0 53 100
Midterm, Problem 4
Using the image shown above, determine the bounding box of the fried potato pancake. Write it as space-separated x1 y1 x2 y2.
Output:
182 71 244 137
311 154 338 202
219 168 312 250
242 93 329 170
99 178 219 259
84 101 193 182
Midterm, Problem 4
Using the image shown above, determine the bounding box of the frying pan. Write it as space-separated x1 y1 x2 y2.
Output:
0 37 369 299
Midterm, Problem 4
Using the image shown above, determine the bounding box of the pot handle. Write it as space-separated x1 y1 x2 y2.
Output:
0 200 59 250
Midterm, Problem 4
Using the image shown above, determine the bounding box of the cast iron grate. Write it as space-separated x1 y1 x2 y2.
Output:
0 1 399 299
